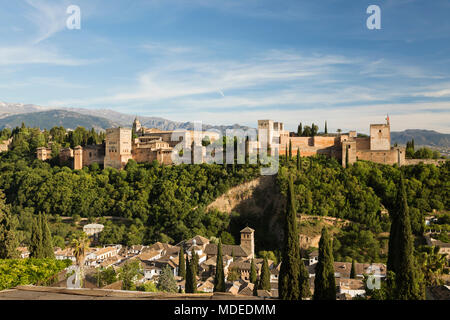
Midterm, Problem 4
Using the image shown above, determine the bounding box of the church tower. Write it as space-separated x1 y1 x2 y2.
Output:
240 227 255 259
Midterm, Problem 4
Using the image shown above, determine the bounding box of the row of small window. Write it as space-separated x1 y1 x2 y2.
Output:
108 149 130 153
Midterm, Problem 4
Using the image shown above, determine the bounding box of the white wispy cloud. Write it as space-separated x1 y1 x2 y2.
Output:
413 83 450 98
49 48 353 106
152 101 450 134
44 42 450 134
0 46 91 66
25 0 71 44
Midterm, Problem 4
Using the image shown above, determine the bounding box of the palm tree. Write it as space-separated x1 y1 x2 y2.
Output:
419 246 447 286
70 233 90 287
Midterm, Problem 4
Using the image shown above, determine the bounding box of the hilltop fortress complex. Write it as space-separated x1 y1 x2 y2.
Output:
262 117 406 168
36 117 407 169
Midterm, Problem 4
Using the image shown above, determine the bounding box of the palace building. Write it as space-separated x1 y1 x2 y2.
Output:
261 116 406 167
37 118 221 170
37 116 407 169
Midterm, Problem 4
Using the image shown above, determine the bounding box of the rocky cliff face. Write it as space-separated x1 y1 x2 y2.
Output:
207 175 286 247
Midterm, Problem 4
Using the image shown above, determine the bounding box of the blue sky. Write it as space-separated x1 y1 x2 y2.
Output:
0 0 449 133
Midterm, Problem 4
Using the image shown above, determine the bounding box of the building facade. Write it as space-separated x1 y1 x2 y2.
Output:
37 116 408 169
270 117 406 167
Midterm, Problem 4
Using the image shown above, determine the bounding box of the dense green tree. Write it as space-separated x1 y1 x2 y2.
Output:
258 251 278 265
119 259 141 291
29 215 43 258
227 266 240 282
185 256 197 293
96 267 117 287
417 245 447 286
157 264 178 293
185 256 192 293
214 240 226 292
0 259 71 290
345 145 349 168
192 249 199 276
313 227 336 300
41 213 54 258
324 121 328 134
279 175 301 300
297 123 302 137
253 279 259 296
302 126 311 137
178 247 186 280
387 177 425 300
299 252 310 299
250 259 257 284
258 257 271 291
350 259 356 279
0 191 19 259
296 148 301 171
288 140 292 161
311 123 318 137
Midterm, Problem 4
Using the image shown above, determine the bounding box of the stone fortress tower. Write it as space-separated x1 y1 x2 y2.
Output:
132 117 142 135
103 127 133 169
370 116 391 151
257 120 289 156
73 146 83 170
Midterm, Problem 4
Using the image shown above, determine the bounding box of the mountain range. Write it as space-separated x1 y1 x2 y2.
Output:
0 102 448 148
0 102 250 133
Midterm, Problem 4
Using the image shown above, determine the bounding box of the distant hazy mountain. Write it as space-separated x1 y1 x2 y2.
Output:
3 103 447 148
0 102 49 118
66 107 251 132
391 130 450 148
0 110 120 131
0 102 250 132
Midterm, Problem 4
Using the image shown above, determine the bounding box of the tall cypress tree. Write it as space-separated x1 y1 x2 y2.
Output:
214 240 226 292
179 247 186 280
185 256 193 293
0 191 19 259
313 227 336 300
253 279 259 296
324 121 328 134
279 175 301 300
299 252 310 299
258 257 271 291
296 148 301 171
288 140 292 161
192 249 199 276
41 213 54 258
387 177 425 300
345 145 349 168
194 252 200 275
285 143 288 164
30 214 43 258
350 259 356 279
245 136 249 165
297 123 302 136
189 256 197 293
250 259 257 284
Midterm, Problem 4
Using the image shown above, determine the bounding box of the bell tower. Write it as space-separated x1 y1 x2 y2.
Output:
240 227 255 259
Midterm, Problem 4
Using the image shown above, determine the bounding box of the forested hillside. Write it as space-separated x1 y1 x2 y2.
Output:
0 124 261 247
0 123 448 265
276 154 449 263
